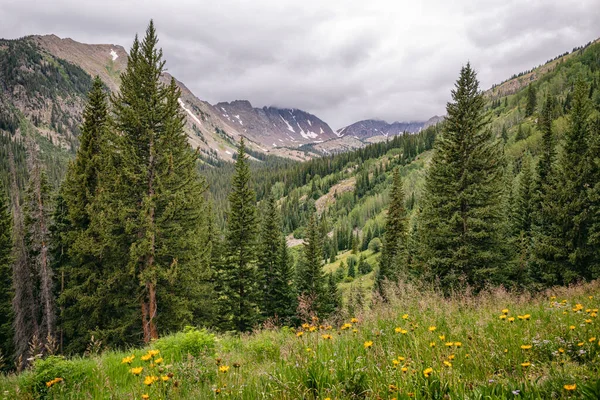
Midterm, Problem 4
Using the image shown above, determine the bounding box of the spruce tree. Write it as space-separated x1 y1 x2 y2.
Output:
257 195 294 321
57 77 110 353
0 183 13 365
296 213 325 314
420 64 506 291
23 160 55 349
223 138 259 332
272 236 296 323
526 84 537 117
97 21 212 343
510 154 534 285
376 168 407 292
587 118 600 276
531 81 595 285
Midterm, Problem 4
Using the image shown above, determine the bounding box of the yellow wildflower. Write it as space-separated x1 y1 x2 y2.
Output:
46 378 63 388
589 337 596 342
402 314 409 319
508 317 515 322
559 348 565 353
148 349 160 356
585 319 592 324
443 361 452 367
392 359 400 366
351 318 359 323
502 309 509 314
309 326 317 332
521 345 532 350
141 354 152 361
499 315 507 320
219 365 230 373
130 367 144 375
577 342 584 347
454 342 462 347
395 327 403 333
428 326 437 332
448 354 455 360
401 367 408 373
155 357 163 365
445 342 454 347
430 342 436 347
161 375 170 382
364 341 373 349
296 332 304 337
521 362 531 367
142 395 149 400
564 384 577 391
122 355 135 364
439 335 446 341
570 325 576 330
423 367 433 377
322 334 333 340
144 376 158 386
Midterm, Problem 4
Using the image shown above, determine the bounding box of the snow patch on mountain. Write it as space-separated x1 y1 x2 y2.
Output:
280 115 296 133
177 98 203 126
110 49 118 61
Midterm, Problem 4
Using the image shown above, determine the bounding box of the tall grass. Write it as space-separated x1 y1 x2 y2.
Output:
1 281 599 399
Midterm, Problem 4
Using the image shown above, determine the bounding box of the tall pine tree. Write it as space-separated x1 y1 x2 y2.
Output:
420 64 506 291
222 138 259 332
0 183 13 365
376 168 407 293
57 77 110 353
96 21 212 343
257 195 295 322
296 213 326 314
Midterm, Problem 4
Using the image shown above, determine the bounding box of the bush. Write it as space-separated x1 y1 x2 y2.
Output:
368 238 382 253
154 327 216 361
25 355 96 397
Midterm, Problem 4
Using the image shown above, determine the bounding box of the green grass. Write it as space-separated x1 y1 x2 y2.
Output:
2 282 600 399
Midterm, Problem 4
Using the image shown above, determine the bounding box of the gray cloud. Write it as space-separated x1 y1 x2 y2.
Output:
1 0 599 129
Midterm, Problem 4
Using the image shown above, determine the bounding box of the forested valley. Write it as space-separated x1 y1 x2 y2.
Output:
0 21 599 399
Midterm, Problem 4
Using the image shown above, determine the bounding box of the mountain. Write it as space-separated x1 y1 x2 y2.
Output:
214 100 338 149
336 115 443 140
0 34 330 175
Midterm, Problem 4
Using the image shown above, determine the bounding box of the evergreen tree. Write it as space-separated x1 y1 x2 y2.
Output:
296 214 325 314
57 77 110 353
376 168 407 292
348 258 356 278
96 21 212 343
420 64 506 291
510 154 534 285
526 84 537 117
257 195 294 322
23 159 55 350
531 81 595 285
321 273 340 316
222 138 259 332
0 183 13 365
272 236 296 323
587 118 600 276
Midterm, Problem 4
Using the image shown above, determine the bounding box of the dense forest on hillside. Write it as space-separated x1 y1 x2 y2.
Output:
0 21 599 399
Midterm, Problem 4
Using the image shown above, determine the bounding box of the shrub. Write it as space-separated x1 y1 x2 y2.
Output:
154 327 216 361
368 238 382 253
25 355 96 397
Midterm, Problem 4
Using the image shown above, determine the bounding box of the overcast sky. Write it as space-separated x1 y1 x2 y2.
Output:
1 0 599 129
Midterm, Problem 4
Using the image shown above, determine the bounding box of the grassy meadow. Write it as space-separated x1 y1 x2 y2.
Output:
1 282 600 399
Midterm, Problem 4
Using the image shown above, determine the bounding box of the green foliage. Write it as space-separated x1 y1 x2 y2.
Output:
221 139 259 331
377 168 407 292
153 327 216 362
368 237 382 253
0 182 13 366
421 63 507 291
26 355 96 398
